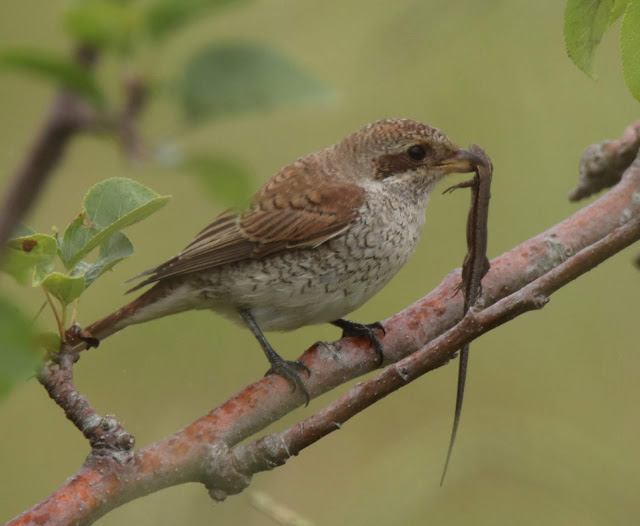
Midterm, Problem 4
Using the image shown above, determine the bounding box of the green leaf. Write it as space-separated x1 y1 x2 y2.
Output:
60 178 170 269
179 42 331 122
621 0 640 101
564 0 616 79
81 231 134 287
610 0 630 23
0 48 104 106
1 234 57 286
0 297 40 400
59 213 87 268
41 272 86 306
145 0 248 40
64 0 140 53
184 155 252 206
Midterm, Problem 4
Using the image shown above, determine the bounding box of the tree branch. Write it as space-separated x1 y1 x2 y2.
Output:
8 129 640 524
37 345 135 454
569 120 640 201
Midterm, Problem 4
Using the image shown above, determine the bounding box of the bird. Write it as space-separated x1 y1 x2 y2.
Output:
80 119 480 403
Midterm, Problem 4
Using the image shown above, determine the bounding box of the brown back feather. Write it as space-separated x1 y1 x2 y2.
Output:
127 163 364 292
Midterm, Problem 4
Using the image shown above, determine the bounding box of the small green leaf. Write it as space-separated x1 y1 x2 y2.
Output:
564 0 616 79
81 231 134 287
179 42 331 122
145 0 248 40
70 260 92 278
64 0 140 53
41 272 86 306
59 213 89 268
185 155 252 206
0 48 104 106
2 234 57 286
60 178 170 269
621 0 640 101
0 297 40 400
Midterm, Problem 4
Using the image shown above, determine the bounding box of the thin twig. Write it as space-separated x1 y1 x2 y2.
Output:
248 492 314 526
38 346 135 454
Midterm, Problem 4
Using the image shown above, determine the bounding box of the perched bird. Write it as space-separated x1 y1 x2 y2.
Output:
83 119 479 403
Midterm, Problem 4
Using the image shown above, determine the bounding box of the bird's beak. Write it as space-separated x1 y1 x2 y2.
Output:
438 148 483 174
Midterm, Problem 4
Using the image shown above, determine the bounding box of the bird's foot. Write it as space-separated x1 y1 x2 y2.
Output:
238 308 312 406
65 323 100 349
331 318 386 366
265 358 311 406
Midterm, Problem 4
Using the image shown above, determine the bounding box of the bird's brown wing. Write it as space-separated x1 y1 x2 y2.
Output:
127 166 365 291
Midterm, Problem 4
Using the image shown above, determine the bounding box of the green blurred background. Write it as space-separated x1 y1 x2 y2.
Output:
1 0 639 524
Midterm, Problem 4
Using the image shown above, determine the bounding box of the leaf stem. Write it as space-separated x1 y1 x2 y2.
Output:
31 300 48 323
71 299 80 326
43 289 64 340
61 304 67 336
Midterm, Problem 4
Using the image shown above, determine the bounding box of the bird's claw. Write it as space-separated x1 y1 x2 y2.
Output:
366 321 386 337
65 323 100 349
332 319 386 366
265 359 311 406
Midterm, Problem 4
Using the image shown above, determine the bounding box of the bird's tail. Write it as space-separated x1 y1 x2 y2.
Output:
84 294 146 342
71 279 188 350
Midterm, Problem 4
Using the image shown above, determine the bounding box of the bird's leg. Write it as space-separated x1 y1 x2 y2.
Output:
331 318 385 366
238 309 311 405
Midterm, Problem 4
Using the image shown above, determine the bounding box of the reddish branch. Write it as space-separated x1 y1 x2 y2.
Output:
7 128 640 525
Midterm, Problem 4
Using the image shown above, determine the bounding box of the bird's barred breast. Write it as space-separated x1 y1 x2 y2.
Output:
192 188 429 331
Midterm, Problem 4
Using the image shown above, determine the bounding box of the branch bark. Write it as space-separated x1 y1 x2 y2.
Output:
569 120 640 201
8 133 640 525
37 347 135 453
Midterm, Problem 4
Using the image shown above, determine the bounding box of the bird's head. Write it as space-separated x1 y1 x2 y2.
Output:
335 119 481 192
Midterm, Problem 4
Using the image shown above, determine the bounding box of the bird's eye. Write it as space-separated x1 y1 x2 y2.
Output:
407 144 430 161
